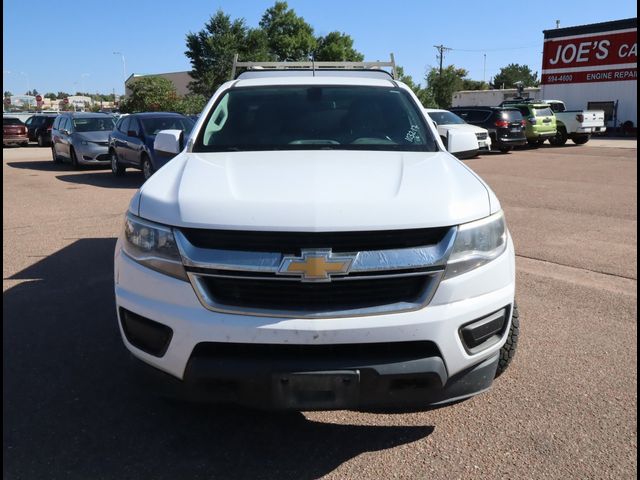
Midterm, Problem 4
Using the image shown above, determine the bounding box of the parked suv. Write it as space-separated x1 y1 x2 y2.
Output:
114 61 518 411
51 113 115 168
109 112 194 180
424 108 490 158
450 106 527 153
3 117 29 147
500 99 557 146
25 114 57 147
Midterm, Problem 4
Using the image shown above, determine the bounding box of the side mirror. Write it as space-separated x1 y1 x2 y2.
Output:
446 130 479 160
154 129 184 156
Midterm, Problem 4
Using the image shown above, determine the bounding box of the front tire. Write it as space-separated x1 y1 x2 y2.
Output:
70 148 80 169
495 302 520 378
37 134 45 147
111 151 125 176
142 155 154 180
52 146 61 163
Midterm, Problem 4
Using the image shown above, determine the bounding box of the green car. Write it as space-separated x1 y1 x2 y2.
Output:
500 100 557 146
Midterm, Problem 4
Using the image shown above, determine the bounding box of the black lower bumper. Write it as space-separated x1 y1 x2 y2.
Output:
492 135 528 149
129 346 499 412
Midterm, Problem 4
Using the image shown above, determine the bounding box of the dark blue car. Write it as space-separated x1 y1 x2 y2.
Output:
109 112 195 180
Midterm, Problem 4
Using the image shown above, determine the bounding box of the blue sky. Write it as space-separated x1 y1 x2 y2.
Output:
3 0 637 96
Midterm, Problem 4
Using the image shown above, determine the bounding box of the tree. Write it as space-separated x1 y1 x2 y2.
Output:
4 91 11 98
44 92 57 100
259 1 316 61
185 10 267 97
424 65 468 109
395 66 435 107
314 32 363 61
492 63 539 89
119 76 179 113
461 79 489 91
175 94 207 115
57 91 70 99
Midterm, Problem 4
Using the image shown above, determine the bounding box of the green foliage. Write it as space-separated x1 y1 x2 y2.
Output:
314 32 363 61
119 76 179 113
259 1 316 61
175 94 208 115
185 2 363 97
57 91 70 99
185 10 259 97
44 92 57 100
492 64 539 89
3 91 12 98
461 79 490 91
424 66 468 109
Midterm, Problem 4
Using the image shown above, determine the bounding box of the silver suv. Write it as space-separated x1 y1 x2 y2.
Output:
51 113 115 168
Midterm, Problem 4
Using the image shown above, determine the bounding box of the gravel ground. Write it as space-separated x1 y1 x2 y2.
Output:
3 142 637 480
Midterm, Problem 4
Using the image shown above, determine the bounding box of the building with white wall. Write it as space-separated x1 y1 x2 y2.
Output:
540 18 637 128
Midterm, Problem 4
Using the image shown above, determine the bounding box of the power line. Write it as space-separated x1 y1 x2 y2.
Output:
447 44 540 53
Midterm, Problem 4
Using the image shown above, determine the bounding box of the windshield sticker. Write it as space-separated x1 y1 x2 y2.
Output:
405 125 420 143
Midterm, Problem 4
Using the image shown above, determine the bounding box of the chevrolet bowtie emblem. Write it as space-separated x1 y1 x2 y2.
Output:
277 249 357 282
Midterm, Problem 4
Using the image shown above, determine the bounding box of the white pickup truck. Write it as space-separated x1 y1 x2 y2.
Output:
114 59 518 411
544 100 606 146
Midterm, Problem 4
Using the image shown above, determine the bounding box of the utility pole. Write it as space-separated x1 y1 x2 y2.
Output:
433 45 452 75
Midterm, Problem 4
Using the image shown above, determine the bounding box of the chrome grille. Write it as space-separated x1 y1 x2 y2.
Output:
175 227 456 318
475 132 488 140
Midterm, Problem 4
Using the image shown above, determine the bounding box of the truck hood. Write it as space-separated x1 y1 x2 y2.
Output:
136 150 493 231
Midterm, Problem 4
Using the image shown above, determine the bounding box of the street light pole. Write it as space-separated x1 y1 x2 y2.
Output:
113 52 127 94
483 54 486 84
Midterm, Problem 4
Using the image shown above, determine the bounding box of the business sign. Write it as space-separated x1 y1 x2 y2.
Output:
542 26 637 84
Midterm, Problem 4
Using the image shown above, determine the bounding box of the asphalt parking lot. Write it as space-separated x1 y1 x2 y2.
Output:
3 141 637 479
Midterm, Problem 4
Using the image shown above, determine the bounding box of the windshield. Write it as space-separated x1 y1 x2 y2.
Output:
194 86 437 152
427 111 467 125
499 110 524 122
73 117 115 132
140 116 195 135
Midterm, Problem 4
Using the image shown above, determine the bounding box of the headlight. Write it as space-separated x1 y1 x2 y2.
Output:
122 213 187 280
444 211 508 279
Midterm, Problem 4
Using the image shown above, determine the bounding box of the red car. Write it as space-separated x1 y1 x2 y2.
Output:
3 117 29 147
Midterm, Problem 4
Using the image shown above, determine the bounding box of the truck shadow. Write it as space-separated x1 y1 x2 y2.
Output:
56 171 144 189
7 161 144 189
3 238 433 480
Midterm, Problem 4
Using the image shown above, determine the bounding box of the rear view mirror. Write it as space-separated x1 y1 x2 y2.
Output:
446 130 479 160
154 129 184 156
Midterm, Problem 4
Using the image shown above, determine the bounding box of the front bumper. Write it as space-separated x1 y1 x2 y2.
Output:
75 143 110 165
114 235 516 409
